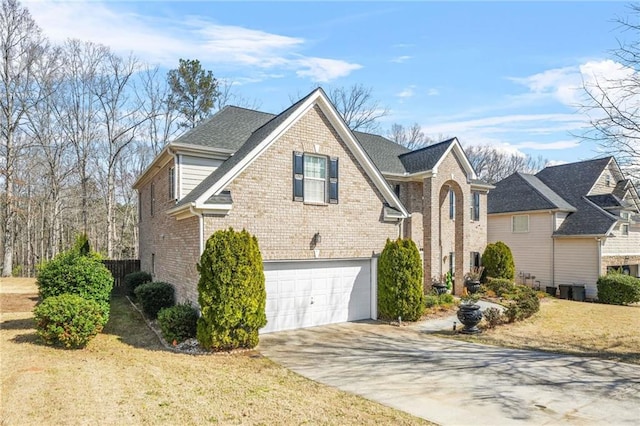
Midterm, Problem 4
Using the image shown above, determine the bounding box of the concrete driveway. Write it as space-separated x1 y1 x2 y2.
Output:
259 321 640 425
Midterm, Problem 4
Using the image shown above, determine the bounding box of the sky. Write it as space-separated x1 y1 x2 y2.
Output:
24 0 637 166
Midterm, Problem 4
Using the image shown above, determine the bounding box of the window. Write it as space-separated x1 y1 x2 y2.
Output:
512 215 529 233
605 174 611 187
622 223 629 236
293 152 338 204
151 253 155 274
621 212 630 220
150 183 155 217
449 189 455 219
449 251 455 275
471 192 480 221
394 184 401 197
470 251 481 269
169 167 176 200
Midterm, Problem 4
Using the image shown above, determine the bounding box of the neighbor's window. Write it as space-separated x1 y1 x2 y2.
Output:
470 251 481 269
293 152 338 204
471 191 480 221
622 223 629 236
449 189 455 219
512 215 529 233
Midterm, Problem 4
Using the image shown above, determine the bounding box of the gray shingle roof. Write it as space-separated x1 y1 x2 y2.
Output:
487 173 575 214
398 138 455 174
175 92 313 208
586 194 624 210
489 157 619 236
353 131 410 174
172 106 275 150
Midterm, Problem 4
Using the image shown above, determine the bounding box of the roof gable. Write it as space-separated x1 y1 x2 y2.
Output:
171 88 408 218
488 172 575 214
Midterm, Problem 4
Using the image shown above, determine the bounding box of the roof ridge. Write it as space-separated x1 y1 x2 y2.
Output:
516 172 573 210
397 137 455 158
223 104 276 115
581 196 620 221
540 156 613 170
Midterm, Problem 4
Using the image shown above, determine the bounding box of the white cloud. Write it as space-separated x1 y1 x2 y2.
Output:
396 86 416 98
391 55 412 63
26 0 361 82
427 88 439 96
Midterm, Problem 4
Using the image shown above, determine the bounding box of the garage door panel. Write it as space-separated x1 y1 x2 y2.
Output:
261 259 372 334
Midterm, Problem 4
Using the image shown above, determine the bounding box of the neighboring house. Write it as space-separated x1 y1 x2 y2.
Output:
133 88 490 333
488 157 640 299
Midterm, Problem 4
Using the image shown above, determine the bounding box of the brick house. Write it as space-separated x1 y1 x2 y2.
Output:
488 157 640 300
134 88 491 333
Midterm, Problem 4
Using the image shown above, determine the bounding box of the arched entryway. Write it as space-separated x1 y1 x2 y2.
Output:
437 180 465 295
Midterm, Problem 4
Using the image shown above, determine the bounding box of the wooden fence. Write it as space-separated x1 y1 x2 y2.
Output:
102 259 140 295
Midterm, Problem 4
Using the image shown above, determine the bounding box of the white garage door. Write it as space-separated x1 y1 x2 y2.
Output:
261 259 372 334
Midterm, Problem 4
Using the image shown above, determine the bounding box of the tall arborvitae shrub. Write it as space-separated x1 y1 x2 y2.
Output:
481 241 515 282
196 228 266 351
377 238 424 322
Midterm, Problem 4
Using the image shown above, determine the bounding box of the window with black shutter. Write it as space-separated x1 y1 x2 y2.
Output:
329 157 338 203
292 151 338 204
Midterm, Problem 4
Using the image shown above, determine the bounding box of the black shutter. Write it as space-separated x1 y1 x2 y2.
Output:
329 157 338 204
293 152 304 201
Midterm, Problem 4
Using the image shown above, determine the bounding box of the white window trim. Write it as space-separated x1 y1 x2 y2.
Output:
303 154 328 204
512 214 529 233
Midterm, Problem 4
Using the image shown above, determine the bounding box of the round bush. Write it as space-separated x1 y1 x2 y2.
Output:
197 228 266 351
37 250 113 324
377 238 424 322
483 278 517 297
597 274 640 305
158 303 199 344
34 294 104 348
504 285 540 323
481 241 515 282
124 271 152 298
134 282 175 319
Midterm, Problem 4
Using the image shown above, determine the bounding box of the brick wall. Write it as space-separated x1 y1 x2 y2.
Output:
203 105 401 261
138 158 201 303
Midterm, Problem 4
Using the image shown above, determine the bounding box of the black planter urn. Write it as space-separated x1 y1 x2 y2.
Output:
457 304 483 334
464 280 481 294
432 284 447 295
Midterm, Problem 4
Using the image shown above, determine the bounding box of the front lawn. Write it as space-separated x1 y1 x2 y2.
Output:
0 282 428 425
456 298 640 364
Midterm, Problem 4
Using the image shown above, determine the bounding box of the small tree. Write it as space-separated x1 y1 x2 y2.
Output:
377 238 424 322
481 241 515 282
196 228 266 351
167 58 218 129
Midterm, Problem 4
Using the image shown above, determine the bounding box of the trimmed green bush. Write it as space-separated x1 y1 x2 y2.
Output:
482 278 517 297
377 238 424 322
158 303 199 344
481 241 515 282
197 228 266 351
482 307 504 329
504 285 540 322
124 271 152 298
134 282 175 319
36 250 113 325
34 294 104 348
597 273 640 305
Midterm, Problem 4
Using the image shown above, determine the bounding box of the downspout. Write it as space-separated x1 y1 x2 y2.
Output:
551 212 555 287
596 237 602 277
190 206 204 255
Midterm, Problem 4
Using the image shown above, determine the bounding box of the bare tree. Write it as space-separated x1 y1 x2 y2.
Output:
138 65 179 156
93 51 149 258
0 0 47 276
55 39 108 235
465 144 547 184
327 84 388 132
580 5 640 179
387 123 432 150
215 79 262 111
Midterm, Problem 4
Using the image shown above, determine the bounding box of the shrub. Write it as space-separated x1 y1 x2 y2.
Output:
597 273 640 305
197 228 266 351
481 241 515 282
158 303 199 344
504 285 540 323
483 278 517 298
482 307 504 329
424 294 440 308
134 282 175 319
377 238 424 322
36 250 113 324
438 293 455 305
34 294 104 348
124 271 152 298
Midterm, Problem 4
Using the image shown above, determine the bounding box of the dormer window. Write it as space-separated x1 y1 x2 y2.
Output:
605 174 611 187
